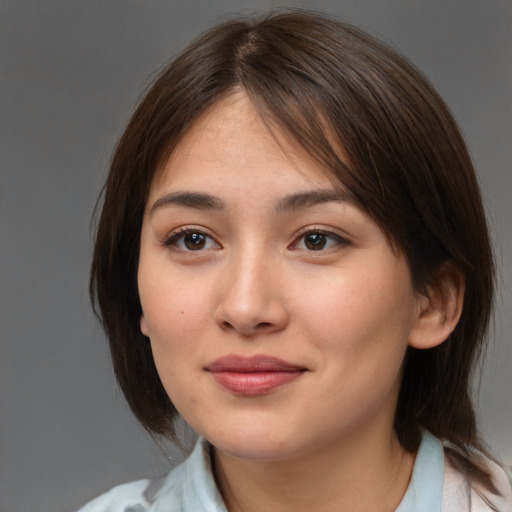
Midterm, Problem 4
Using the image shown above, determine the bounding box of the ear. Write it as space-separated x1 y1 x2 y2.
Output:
408 261 465 350
140 314 149 336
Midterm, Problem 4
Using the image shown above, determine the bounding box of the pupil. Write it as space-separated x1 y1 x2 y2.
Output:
305 233 326 250
185 233 206 250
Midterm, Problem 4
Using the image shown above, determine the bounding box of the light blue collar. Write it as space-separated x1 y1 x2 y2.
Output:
154 430 444 511
396 430 444 512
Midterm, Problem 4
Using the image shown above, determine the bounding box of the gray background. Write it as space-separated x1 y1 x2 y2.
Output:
1 1 510 511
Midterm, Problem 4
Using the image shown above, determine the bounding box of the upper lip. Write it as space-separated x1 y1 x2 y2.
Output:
206 354 305 373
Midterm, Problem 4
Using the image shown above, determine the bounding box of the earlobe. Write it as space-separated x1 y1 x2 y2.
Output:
408 261 465 350
140 314 149 337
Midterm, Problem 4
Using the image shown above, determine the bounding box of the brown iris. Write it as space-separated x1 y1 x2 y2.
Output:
304 233 327 250
184 232 207 250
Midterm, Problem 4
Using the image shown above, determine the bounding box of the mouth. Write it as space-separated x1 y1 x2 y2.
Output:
206 355 307 396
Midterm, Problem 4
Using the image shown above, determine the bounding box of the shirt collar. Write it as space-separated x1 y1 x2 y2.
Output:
155 430 444 512
396 430 444 512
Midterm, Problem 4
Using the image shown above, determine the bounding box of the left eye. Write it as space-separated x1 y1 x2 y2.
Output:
165 229 219 251
294 231 345 251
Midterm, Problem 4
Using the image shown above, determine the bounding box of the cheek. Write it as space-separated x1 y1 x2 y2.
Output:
138 267 211 357
140 283 215 420
296 264 416 374
304 272 414 333
142 287 209 409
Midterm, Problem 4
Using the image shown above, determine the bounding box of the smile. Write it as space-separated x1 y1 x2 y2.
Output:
206 355 307 395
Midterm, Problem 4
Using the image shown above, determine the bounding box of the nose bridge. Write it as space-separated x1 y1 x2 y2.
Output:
231 246 272 304
214 241 287 335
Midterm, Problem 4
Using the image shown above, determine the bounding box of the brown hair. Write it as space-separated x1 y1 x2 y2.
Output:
90 8 497 491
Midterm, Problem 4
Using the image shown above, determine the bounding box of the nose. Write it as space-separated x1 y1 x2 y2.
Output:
213 252 289 337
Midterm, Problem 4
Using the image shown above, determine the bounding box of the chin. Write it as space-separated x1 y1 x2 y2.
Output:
214 437 297 462
194 419 298 461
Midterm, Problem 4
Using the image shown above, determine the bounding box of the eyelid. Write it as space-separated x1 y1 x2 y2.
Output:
160 225 350 252
289 226 351 250
162 226 221 250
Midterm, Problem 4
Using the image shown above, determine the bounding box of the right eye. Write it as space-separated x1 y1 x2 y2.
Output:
164 228 220 251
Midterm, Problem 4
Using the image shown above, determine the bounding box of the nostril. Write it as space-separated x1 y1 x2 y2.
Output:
214 298 289 336
220 320 274 333
256 322 273 330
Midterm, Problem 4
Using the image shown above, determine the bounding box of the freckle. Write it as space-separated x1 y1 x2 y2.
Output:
180 311 184 315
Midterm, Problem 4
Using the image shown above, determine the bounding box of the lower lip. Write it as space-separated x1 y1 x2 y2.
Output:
210 371 304 395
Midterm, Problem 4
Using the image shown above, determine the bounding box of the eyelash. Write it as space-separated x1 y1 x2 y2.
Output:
163 226 349 253
163 227 220 251
291 228 350 252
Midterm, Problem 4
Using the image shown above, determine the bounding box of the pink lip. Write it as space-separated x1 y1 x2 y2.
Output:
206 355 306 395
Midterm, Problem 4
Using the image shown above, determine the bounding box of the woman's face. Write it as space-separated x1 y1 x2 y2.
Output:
138 91 423 461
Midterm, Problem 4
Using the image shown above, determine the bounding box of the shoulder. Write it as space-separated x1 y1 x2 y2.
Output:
471 457 512 512
77 438 226 512
400 430 511 512
76 479 152 512
443 446 512 512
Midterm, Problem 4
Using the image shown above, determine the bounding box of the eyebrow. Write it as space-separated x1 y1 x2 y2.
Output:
149 188 351 217
149 191 225 216
275 189 352 213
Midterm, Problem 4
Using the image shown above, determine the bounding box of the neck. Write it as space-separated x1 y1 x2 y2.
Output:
212 426 415 512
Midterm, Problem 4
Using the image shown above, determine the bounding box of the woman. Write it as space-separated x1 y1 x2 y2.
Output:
82 10 511 511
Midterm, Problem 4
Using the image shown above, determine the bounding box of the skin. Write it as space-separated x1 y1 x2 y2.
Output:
137 91 460 511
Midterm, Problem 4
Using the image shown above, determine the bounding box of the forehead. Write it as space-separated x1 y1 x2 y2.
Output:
151 90 345 196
